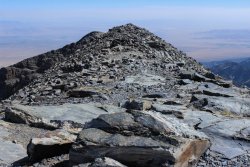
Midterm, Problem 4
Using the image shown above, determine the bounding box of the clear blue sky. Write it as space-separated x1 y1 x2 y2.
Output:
0 0 250 66
1 0 250 22
1 0 250 8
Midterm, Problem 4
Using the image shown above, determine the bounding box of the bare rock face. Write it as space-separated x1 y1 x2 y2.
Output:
0 67 38 100
70 111 210 167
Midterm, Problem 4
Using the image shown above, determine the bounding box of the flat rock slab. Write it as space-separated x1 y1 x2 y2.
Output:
8 103 123 125
182 110 250 159
197 82 239 97
208 135 250 159
182 110 226 129
125 73 165 86
191 95 250 117
0 125 27 165
151 103 188 118
199 118 250 159
203 119 250 137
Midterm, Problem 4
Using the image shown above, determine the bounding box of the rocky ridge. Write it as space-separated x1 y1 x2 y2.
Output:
0 24 249 167
205 58 250 88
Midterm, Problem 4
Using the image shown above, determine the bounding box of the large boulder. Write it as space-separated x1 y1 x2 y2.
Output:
27 129 77 162
70 111 210 167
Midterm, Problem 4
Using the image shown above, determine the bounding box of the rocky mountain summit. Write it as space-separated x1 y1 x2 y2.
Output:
0 24 250 167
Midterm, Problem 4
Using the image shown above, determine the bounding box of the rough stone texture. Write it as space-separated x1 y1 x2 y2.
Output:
0 24 250 166
151 103 188 118
0 122 27 165
70 111 210 167
27 129 77 162
74 157 127 167
183 110 250 165
124 73 166 86
4 103 123 131
3 23 207 106
191 95 250 117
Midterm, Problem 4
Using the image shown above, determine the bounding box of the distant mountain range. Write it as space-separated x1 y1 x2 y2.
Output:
203 57 250 87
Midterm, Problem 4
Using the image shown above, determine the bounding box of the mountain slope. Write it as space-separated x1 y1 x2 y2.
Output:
0 24 250 167
0 23 206 101
205 58 250 87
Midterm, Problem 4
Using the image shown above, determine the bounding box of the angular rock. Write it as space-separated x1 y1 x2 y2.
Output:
142 93 166 99
4 107 57 130
179 71 207 82
151 103 187 118
197 82 237 97
179 71 232 88
70 111 210 167
27 129 77 162
178 79 193 85
121 100 152 111
124 73 165 86
5 103 120 126
235 127 250 141
68 90 97 98
202 90 233 97
191 95 250 117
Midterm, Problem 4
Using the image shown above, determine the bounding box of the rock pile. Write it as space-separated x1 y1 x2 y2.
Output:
0 24 250 166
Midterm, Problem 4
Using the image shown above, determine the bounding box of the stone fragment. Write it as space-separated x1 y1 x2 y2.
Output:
151 103 187 118
125 73 165 86
235 127 250 141
74 157 127 167
4 107 57 130
68 87 109 100
142 93 166 98
121 100 152 111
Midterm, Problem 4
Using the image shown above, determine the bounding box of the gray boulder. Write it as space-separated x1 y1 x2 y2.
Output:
70 111 210 167
27 129 77 162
